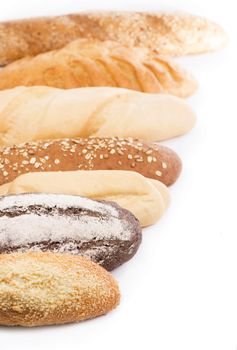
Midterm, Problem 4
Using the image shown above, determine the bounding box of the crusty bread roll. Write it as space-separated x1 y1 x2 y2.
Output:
0 86 196 146
0 137 181 186
0 12 227 65
0 170 170 227
0 252 120 327
0 39 197 98
0 193 142 271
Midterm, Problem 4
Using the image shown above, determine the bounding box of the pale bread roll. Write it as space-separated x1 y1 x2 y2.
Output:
0 170 170 227
0 86 196 146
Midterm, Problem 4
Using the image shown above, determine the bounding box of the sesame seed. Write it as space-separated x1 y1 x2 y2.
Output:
128 154 133 160
156 170 162 177
29 157 36 164
22 160 29 165
152 157 157 162
34 162 41 168
131 162 136 168
146 149 153 155
118 161 122 166
0 164 3 169
3 171 8 177
45 156 49 160
54 159 60 164
82 149 87 154
162 162 167 169
85 153 91 160
110 149 116 154
147 156 153 163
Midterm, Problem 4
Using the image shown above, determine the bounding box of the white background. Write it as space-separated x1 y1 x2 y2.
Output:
0 1 236 349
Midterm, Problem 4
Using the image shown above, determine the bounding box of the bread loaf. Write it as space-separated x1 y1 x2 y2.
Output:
0 170 170 227
0 137 181 186
0 39 197 98
0 86 196 146
0 252 120 326
0 193 141 271
0 12 227 65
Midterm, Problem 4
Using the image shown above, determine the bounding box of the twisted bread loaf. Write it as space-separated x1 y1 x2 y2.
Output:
0 86 196 146
0 252 120 326
0 39 197 98
0 12 227 65
0 170 170 227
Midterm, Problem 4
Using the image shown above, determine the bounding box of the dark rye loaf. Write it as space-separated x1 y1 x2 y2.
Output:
0 193 142 271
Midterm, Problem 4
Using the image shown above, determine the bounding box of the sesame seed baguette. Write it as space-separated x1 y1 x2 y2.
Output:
0 12 227 66
0 137 182 186
0 252 120 327
0 170 170 227
0 86 196 146
0 39 197 98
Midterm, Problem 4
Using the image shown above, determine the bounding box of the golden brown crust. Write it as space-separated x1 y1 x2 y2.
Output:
0 86 196 144
0 11 227 66
0 252 120 327
0 39 197 98
0 137 182 186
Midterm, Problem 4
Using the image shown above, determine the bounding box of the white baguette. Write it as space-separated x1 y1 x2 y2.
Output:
0 86 196 146
0 170 170 227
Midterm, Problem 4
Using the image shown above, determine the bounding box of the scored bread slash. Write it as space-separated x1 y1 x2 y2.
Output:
0 137 182 186
0 39 198 98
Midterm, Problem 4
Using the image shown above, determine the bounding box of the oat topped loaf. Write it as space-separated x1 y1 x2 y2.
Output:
0 137 182 186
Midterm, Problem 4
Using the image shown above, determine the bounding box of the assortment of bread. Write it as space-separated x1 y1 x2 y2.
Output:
0 10 226 327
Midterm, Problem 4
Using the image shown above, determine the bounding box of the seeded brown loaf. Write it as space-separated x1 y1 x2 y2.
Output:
0 137 181 186
0 193 142 271
0 86 196 145
0 252 120 327
0 170 170 227
0 12 227 65
0 39 197 98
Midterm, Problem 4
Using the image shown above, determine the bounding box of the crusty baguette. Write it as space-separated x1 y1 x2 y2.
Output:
0 39 197 98
0 12 227 65
0 252 120 327
0 137 181 186
0 170 170 227
0 86 196 146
